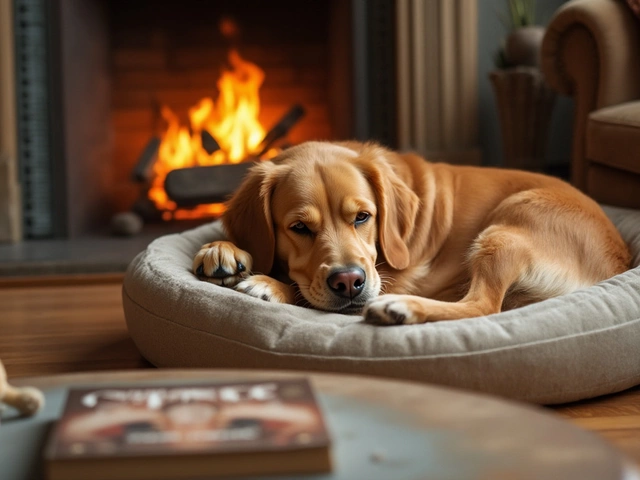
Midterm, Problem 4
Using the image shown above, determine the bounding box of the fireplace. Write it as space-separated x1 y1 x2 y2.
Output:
0 0 480 244
12 0 360 238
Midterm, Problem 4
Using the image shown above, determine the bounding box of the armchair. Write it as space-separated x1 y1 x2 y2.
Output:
541 0 640 209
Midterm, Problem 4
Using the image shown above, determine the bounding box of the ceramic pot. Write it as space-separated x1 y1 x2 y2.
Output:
504 25 546 67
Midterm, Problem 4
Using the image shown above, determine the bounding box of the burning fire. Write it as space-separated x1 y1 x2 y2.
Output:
149 50 268 220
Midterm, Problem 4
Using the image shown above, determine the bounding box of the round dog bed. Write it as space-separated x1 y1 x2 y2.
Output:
123 206 640 405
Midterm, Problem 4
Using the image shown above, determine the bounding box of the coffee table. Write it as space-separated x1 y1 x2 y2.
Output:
2 369 637 479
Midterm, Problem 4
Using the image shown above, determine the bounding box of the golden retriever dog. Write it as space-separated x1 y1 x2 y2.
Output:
193 141 630 325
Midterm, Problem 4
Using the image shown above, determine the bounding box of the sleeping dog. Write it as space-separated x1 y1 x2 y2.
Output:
193 141 630 325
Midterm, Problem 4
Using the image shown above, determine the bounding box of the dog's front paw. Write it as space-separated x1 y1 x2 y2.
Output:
363 295 422 325
193 241 253 287
235 275 295 304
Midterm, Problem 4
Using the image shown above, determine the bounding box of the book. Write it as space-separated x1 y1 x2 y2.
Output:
43 378 332 480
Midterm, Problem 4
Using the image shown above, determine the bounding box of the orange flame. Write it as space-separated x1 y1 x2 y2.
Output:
148 50 267 220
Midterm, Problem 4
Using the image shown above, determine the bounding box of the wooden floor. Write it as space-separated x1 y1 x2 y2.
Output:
0 277 151 376
1 280 639 467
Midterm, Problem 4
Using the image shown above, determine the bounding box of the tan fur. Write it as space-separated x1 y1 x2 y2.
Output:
193 141 630 325
0 358 44 416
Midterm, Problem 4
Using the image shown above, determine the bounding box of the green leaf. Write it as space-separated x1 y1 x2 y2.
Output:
504 0 536 29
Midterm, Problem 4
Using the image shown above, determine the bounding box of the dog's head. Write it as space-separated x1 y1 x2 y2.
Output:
223 141 419 313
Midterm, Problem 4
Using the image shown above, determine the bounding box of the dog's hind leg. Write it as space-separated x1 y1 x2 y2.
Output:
364 226 536 324
458 225 538 314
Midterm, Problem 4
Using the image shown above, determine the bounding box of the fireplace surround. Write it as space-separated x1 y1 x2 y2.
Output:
0 0 479 244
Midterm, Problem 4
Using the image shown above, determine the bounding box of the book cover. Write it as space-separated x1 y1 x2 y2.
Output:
44 378 332 480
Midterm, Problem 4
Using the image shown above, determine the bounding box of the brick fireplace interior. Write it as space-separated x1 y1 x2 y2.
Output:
108 0 352 226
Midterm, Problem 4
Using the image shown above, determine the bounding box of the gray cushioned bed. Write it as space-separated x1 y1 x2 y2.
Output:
122 206 640 405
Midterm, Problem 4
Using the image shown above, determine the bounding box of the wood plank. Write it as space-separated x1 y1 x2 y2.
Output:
570 416 640 430
0 273 124 288
550 385 640 466
0 283 151 378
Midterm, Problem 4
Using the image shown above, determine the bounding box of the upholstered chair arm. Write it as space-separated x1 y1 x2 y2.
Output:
540 0 640 188
542 0 640 107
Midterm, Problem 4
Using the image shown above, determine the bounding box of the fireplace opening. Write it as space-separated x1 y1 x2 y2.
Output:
132 49 303 223
13 0 398 239
108 0 345 225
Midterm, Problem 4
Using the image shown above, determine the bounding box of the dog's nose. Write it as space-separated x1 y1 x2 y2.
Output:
327 267 366 298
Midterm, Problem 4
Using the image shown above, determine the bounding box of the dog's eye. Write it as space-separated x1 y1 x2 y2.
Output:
290 221 312 235
355 212 370 226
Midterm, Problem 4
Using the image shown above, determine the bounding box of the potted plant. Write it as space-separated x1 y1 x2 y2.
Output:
490 0 556 171
496 0 545 68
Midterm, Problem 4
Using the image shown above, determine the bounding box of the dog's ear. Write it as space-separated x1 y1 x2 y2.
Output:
357 149 420 270
222 161 281 274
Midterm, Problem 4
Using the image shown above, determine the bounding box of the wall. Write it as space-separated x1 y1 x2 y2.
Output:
477 0 573 171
